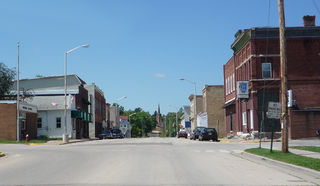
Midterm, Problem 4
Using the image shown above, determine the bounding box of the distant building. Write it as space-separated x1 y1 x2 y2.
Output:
84 84 106 139
180 105 190 128
105 103 111 129
119 115 131 138
188 95 203 130
109 106 119 129
223 16 320 139
202 85 226 137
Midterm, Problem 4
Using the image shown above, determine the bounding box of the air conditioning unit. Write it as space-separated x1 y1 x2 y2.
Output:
288 89 293 107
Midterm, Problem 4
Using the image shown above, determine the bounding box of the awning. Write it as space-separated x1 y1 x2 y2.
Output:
71 110 92 122
223 99 235 108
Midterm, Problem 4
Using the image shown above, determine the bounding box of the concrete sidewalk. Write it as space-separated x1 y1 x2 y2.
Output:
45 139 92 145
289 148 320 159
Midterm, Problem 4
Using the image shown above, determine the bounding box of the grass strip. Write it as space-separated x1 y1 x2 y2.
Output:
245 148 320 171
0 140 47 144
290 146 320 153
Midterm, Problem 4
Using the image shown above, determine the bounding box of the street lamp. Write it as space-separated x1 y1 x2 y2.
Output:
63 44 89 143
179 78 197 129
129 112 136 122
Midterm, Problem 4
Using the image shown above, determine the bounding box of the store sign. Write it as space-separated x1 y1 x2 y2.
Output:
237 81 249 99
266 102 281 119
185 121 191 128
20 103 37 113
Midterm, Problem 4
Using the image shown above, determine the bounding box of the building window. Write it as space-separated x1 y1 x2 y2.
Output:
232 73 235 92
56 117 61 128
262 63 272 79
37 118 42 128
225 78 228 95
21 120 26 130
230 75 233 93
228 76 231 94
242 112 247 126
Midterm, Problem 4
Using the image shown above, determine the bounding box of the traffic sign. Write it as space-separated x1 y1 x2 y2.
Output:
266 102 281 119
18 116 25 120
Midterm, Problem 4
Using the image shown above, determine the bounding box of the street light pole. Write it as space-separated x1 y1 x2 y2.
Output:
180 78 197 129
16 41 20 141
129 112 136 122
63 44 89 143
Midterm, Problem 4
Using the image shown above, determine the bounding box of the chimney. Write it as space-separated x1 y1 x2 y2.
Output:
303 15 315 27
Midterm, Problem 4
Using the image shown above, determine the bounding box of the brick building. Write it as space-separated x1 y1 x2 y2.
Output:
105 103 111 129
223 16 320 139
188 95 203 130
202 85 226 137
84 84 106 139
0 101 37 140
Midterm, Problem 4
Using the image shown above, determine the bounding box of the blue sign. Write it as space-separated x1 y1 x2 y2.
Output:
185 121 191 128
240 82 247 93
237 81 249 98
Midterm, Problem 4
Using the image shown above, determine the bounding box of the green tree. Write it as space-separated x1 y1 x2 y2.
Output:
128 108 157 137
0 63 15 99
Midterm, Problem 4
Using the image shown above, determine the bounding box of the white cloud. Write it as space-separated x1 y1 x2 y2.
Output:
154 73 166 78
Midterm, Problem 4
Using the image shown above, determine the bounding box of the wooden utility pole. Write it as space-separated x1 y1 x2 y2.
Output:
278 0 289 153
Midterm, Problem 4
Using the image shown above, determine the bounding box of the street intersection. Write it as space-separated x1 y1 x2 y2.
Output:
0 137 319 186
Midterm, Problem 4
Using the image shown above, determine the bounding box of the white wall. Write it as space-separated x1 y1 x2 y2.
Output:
37 110 72 138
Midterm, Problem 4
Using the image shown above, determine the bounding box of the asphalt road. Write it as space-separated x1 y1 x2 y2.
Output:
0 138 319 186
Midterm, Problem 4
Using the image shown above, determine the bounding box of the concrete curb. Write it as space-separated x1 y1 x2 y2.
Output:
0 152 5 157
57 139 94 145
238 151 320 177
29 143 46 146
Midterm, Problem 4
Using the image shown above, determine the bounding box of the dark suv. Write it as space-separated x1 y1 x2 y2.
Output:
111 129 123 139
198 128 218 141
190 127 205 140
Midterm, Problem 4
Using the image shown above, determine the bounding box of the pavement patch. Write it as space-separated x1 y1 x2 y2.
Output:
240 140 260 143
220 140 230 143
29 143 46 146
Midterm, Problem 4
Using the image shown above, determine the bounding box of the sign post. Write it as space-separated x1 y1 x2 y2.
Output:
266 102 281 152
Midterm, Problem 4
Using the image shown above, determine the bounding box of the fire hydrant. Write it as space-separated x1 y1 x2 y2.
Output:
25 134 29 142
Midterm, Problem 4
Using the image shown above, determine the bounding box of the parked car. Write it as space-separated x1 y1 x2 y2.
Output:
111 129 123 139
98 130 113 139
198 128 219 141
178 130 188 138
190 127 205 140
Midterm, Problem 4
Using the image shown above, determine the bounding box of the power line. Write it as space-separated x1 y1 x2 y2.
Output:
312 0 320 15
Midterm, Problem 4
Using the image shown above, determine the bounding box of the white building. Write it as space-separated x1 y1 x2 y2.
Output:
12 75 92 139
119 116 131 138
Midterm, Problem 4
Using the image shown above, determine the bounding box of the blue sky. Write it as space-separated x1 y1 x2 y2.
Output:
1 0 319 114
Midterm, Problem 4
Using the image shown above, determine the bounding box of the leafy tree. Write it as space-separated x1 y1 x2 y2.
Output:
0 63 15 99
131 124 141 138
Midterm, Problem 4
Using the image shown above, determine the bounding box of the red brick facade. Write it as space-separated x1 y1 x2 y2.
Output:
75 85 90 139
0 103 37 140
94 90 106 137
0 103 17 140
224 25 320 139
